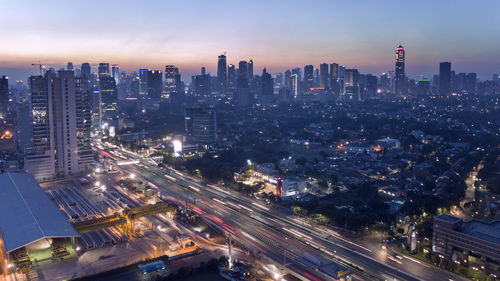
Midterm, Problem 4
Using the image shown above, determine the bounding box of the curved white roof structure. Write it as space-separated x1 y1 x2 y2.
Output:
0 173 79 253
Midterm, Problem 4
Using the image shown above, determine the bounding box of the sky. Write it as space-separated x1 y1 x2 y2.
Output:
1 0 499 82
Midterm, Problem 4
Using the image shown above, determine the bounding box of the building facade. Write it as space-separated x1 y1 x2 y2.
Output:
24 71 93 181
185 107 217 144
433 214 500 274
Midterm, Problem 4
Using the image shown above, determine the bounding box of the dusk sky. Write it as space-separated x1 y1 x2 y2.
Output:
1 0 499 82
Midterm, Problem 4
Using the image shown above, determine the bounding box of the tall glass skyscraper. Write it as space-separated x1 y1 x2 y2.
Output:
217 54 227 94
439 62 452 96
395 45 405 95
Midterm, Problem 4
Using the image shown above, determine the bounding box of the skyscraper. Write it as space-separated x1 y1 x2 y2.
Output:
248 59 254 77
81 63 91 79
74 76 93 171
466 73 477 94
227 64 236 95
330 63 339 93
304 65 314 90
364 74 378 98
139 68 149 95
51 70 79 176
0 76 8 118
236 61 250 106
147 70 163 100
217 54 227 94
67 62 74 71
439 62 452 96
260 68 274 104
111 64 120 85
192 68 211 97
24 75 56 181
165 65 181 95
274 73 283 87
284 70 291 90
291 74 298 97
24 71 92 181
343 69 360 101
319 63 329 89
99 76 118 125
313 68 320 88
98 63 110 77
395 45 405 95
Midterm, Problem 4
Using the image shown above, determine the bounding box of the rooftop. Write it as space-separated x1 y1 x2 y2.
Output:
435 214 462 224
462 220 500 245
0 173 79 253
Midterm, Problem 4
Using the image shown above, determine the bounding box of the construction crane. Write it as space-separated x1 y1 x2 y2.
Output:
31 62 46 76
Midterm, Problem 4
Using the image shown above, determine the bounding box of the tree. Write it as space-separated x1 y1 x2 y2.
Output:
291 205 308 217
312 213 330 225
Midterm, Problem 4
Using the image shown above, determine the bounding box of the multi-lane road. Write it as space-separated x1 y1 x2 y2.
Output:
97 142 468 281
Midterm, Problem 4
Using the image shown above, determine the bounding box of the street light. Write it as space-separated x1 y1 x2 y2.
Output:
100 185 106 192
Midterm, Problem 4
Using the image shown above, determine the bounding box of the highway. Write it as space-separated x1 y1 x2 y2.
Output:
97 142 469 281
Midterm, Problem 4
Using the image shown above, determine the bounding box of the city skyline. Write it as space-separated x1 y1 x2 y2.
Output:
1 0 500 82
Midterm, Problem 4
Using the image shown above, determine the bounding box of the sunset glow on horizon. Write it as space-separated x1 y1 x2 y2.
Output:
1 0 500 81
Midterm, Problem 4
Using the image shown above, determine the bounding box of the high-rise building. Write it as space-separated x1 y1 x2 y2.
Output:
364 74 378 98
147 70 163 100
217 54 227 94
185 107 216 144
192 68 211 97
313 68 320 88
343 69 360 101
292 68 301 93
51 71 79 176
284 70 291 89
466 73 477 94
98 63 110 77
274 73 283 87
81 63 91 79
75 76 93 171
98 76 118 125
291 74 299 97
111 64 120 85
235 61 250 106
67 62 74 71
395 45 406 95
165 65 181 98
260 68 274 104
319 63 329 89
24 71 92 181
248 59 254 77
227 64 236 93
0 76 8 118
416 79 431 96
453 73 467 93
24 75 56 181
139 69 149 95
329 63 340 93
304 65 314 90
439 62 452 96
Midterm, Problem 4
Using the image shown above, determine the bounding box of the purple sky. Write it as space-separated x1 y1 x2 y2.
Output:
1 0 499 82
